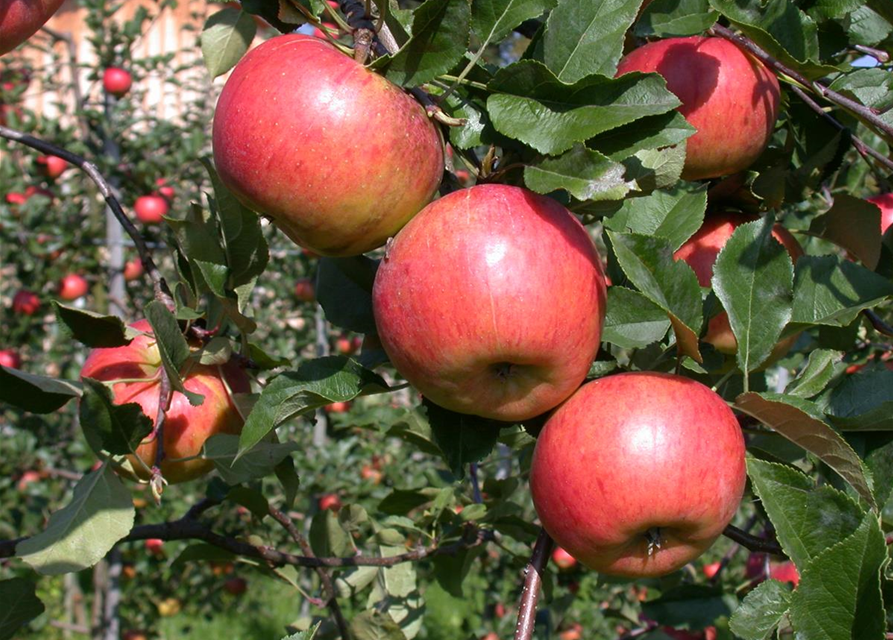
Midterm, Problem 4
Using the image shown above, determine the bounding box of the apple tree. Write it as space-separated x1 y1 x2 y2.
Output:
1 0 893 638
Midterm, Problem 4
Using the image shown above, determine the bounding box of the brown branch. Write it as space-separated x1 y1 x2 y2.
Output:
0 125 172 306
269 507 351 640
723 524 785 557
709 514 758 585
853 45 890 64
710 24 893 142
864 309 893 337
513 529 554 640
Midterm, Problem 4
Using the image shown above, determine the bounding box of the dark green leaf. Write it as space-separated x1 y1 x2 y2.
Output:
379 489 439 515
728 580 793 640
809 194 882 269
201 8 257 78
423 399 504 477
790 256 893 327
602 286 671 349
79 378 153 456
641 585 735 629
309 509 354 558
0 578 45 640
0 367 81 414
275 456 301 509
317 256 379 334
145 301 204 406
825 369 893 432
785 349 845 398
523 144 632 201
53 303 130 348
636 0 718 37
603 186 706 250
432 546 484 597
472 0 555 45
589 111 697 161
204 434 299 484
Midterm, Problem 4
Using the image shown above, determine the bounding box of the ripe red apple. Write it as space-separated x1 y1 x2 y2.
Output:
373 184 607 422
867 193 893 235
58 274 88 301
121 564 137 580
294 278 315 303
0 349 21 368
155 178 175 201
223 577 248 595
312 22 338 39
559 625 583 640
134 195 169 224
324 401 350 413
360 464 382 484
318 494 342 511
16 469 42 491
551 547 578 572
335 334 357 356
769 561 799 586
0 0 65 55
493 602 506 619
616 36 780 181
144 538 165 556
103 67 132 97
79 319 251 484
674 212 803 360
36 154 67 179
5 191 26 205
213 34 444 257
124 258 144 282
702 561 721 579
12 289 40 315
530 372 746 577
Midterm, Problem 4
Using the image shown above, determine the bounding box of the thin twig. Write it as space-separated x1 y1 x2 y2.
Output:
0 125 172 306
470 463 483 504
150 369 173 503
864 309 893 337
513 529 554 640
269 507 352 640
854 45 890 63
710 24 893 141
723 524 785 556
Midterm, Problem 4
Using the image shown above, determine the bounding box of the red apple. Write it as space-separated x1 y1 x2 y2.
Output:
312 22 338 39
121 564 137 580
494 602 506 619
213 34 443 257
530 372 746 577
134 195 169 224
373 184 607 422
124 258 144 282
144 538 165 556
155 178 175 201
318 494 342 511
0 0 65 55
223 577 247 595
0 349 22 368
122 631 149 640
674 212 803 360
559 624 583 640
769 561 799 586
5 191 26 205
294 278 315 303
12 289 40 315
103 67 132 97
867 193 893 235
482 634 499 640
551 547 578 572
58 274 88 301
616 36 780 181
360 464 382 484
36 154 67 179
79 319 251 484
324 401 350 413
16 469 42 491
702 561 721 579
335 334 357 356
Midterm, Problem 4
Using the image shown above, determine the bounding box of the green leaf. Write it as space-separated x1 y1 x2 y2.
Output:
828 68 893 130
378 0 471 87
472 0 556 46
824 369 893 432
350 610 407 640
744 459 865 569
317 256 379 334
379 489 440 515
712 217 794 373
226 486 271 520
144 301 203 406
239 357 391 453
280 623 321 640
790 256 893 327
487 61 680 155
608 231 703 362
602 286 671 349
589 110 697 161
728 580 793 640
166 203 229 296
788 514 886 640
423 399 504 477
603 186 706 250
432 546 484 597
523 144 632 201
201 8 257 78
310 509 355 558
785 349 846 399
542 0 645 82
204 434 299 485
635 0 718 37
79 378 153 456
641 585 735 629
275 456 301 509
17 466 135 575
737 393 876 509
53 303 130 348
809 194 882 269
0 578 45 640
0 367 81 414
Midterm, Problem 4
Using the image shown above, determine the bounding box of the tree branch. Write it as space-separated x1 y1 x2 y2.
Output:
864 309 893 337
722 524 785 556
513 529 554 640
709 24 893 142
0 125 173 306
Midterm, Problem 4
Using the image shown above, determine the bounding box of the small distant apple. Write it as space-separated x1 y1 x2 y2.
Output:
494 602 506 619
134 195 169 224
769 561 799 586
318 494 342 512
5 192 26 205
58 274 88 301
223 577 247 596
121 565 137 580
103 67 133 97
144 538 165 556
16 470 42 491
122 631 149 640
551 547 578 572
132 497 148 509
36 155 67 179
324 401 350 414
12 289 40 315
211 561 234 576
360 464 382 485
155 178 175 200
335 334 357 356
124 258 143 282
702 561 721 579
481 634 499 640
294 277 315 302
0 349 22 369
156 597 181 617
559 624 583 640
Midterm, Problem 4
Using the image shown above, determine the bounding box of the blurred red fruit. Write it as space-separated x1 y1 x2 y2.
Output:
294 277 315 302
551 546 578 571
36 155 67 179
223 577 247 595
319 494 342 511
0 349 22 369
103 67 133 97
702 561 721 579
12 289 40 315
58 274 89 301
134 195 169 224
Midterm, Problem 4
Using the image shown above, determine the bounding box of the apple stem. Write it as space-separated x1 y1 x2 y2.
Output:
513 529 554 640
0 125 175 308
